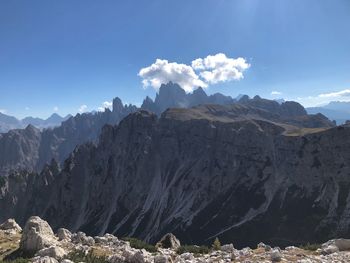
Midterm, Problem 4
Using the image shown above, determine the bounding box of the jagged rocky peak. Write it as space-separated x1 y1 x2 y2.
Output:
112 97 123 113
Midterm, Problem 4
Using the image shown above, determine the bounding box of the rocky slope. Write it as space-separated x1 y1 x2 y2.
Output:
0 102 345 248
2 216 350 263
0 98 136 176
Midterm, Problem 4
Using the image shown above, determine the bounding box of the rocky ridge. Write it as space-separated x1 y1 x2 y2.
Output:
1 217 350 263
0 104 345 248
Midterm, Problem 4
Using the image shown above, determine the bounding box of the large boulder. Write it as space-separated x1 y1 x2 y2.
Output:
20 216 57 254
156 233 180 250
321 239 350 254
0 218 22 233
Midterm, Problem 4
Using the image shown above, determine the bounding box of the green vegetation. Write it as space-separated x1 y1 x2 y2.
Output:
299 242 321 251
212 237 221 251
0 176 6 188
176 245 210 255
0 258 30 263
66 250 109 263
122 237 157 253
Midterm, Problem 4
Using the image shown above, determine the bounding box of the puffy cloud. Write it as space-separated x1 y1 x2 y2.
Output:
192 53 250 84
98 101 113 111
0 109 7 114
138 59 207 92
138 53 250 93
271 91 282 95
78 104 88 113
53 106 59 112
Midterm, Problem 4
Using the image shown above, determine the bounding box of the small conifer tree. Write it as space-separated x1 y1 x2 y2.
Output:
212 237 221 251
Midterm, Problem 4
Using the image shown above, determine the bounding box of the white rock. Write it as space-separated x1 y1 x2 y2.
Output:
71 232 95 246
32 256 59 263
56 228 72 241
108 254 125 263
36 246 67 259
221 244 234 253
154 254 172 263
322 244 339 255
270 249 282 262
257 242 266 249
0 218 22 232
322 238 350 253
20 216 57 253
179 252 194 260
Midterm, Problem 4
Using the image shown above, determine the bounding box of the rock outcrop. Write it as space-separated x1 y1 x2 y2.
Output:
156 233 181 250
0 218 22 233
20 216 57 254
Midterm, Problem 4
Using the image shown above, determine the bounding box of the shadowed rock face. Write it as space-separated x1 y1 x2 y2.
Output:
0 104 347 248
0 98 137 176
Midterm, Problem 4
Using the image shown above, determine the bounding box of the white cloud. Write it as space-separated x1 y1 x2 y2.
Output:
271 91 282 95
319 89 350 98
0 109 7 114
25 107 30 111
138 59 207 92
98 101 113 111
53 106 59 112
192 53 250 84
138 53 250 93
78 104 88 113
294 88 350 107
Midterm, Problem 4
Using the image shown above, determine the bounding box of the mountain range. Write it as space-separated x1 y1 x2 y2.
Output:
306 101 350 125
2 82 348 249
0 113 72 133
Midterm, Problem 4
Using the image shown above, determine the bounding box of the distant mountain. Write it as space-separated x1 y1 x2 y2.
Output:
0 113 72 133
0 98 137 176
0 113 21 133
141 82 236 114
307 101 350 124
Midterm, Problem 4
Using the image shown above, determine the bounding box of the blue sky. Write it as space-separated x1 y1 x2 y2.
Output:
0 0 349 118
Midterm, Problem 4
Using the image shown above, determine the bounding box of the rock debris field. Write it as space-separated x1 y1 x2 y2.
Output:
1 216 350 263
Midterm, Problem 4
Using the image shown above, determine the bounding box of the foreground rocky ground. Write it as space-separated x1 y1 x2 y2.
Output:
1 217 350 263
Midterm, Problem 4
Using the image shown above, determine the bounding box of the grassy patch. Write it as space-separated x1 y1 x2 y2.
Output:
177 245 210 255
0 258 30 263
122 237 157 253
299 243 321 251
66 250 109 263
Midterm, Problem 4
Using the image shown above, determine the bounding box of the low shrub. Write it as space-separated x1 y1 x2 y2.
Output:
122 237 157 253
0 258 30 263
66 250 109 263
176 245 210 255
299 242 321 251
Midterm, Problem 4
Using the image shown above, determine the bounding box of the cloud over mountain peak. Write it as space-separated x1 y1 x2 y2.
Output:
138 53 250 93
